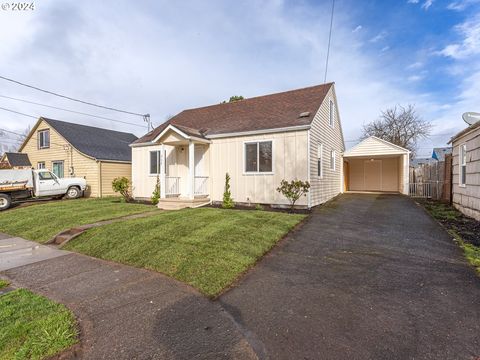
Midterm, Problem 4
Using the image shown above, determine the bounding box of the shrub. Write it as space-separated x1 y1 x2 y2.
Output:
222 173 235 209
276 179 310 212
112 177 133 202
255 203 264 211
151 176 160 205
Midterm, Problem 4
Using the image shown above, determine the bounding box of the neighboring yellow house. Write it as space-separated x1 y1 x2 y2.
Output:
18 117 137 197
131 83 345 209
0 152 32 169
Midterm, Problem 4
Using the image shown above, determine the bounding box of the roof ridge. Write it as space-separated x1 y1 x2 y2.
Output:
180 82 335 113
42 117 137 136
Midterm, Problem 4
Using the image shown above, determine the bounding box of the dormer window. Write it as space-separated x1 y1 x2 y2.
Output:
38 129 50 149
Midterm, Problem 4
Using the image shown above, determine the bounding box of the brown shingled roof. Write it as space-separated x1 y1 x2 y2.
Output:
134 83 333 144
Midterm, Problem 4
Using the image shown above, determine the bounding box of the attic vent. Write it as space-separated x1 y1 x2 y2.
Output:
299 112 310 118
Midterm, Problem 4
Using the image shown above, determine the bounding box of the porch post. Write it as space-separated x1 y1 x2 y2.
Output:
160 144 166 199
188 140 195 199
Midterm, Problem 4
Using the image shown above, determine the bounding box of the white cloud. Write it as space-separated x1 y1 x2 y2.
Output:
439 13 480 59
407 75 424 82
352 25 362 33
407 0 420 3
369 31 388 43
381 46 390 52
447 0 480 11
422 0 435 10
407 61 423 69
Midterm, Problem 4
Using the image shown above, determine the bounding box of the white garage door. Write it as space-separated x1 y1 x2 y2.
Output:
364 160 382 191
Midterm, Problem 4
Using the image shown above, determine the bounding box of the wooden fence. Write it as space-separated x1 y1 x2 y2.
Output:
409 154 452 202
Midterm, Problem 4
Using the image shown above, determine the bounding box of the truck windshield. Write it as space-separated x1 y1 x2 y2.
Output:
38 172 55 180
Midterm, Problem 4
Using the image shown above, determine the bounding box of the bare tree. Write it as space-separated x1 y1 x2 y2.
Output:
362 105 431 158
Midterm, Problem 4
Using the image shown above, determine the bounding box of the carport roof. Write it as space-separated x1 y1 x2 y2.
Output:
344 136 410 157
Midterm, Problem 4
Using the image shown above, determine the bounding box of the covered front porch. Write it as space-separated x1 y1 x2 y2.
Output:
154 124 211 208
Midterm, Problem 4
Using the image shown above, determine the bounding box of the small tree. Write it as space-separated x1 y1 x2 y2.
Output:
112 177 132 202
222 173 235 209
221 95 245 104
151 175 160 205
276 179 310 212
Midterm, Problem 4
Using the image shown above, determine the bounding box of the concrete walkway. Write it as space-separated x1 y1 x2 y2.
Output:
0 232 256 359
220 194 480 359
0 233 69 271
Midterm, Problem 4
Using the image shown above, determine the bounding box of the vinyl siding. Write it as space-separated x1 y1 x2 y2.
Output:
309 85 345 206
20 119 100 197
452 127 480 220
210 130 308 206
99 161 133 197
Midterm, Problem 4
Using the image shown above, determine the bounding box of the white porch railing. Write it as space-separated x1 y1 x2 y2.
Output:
194 176 209 196
166 176 180 196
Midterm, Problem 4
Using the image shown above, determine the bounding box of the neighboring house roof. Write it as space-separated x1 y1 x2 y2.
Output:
449 120 480 143
23 118 138 162
343 136 410 157
134 83 334 144
432 147 452 161
411 157 436 167
4 152 31 166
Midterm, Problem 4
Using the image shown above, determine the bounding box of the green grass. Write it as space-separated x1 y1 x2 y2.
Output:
420 200 480 274
0 280 9 290
0 289 77 360
65 208 305 297
0 198 156 243
421 200 459 221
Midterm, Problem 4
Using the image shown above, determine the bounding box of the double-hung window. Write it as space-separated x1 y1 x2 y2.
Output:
330 149 336 171
150 150 164 175
460 144 467 186
38 129 50 149
37 162 45 169
317 144 323 178
245 141 273 173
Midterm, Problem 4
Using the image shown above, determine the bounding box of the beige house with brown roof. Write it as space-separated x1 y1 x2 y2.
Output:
449 120 480 221
131 83 345 209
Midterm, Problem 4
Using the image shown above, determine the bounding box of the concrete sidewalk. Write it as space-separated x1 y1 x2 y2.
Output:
0 233 69 271
0 235 256 359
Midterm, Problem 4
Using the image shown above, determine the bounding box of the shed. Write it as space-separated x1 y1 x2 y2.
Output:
343 136 410 194
1 152 32 169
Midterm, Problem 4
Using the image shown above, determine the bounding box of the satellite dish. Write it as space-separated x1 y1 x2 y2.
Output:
462 112 480 125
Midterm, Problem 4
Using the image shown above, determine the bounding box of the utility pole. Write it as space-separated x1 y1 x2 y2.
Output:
143 114 152 131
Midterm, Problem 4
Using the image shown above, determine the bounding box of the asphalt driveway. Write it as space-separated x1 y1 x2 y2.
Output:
220 193 480 359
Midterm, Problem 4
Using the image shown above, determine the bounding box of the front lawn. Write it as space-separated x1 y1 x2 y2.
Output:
65 208 305 297
0 289 77 360
0 198 156 243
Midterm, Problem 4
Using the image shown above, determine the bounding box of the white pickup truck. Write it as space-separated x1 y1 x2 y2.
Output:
0 169 87 211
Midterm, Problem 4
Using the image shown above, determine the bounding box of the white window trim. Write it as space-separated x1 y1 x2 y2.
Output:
149 150 161 175
330 149 336 171
459 143 467 187
317 143 324 178
329 99 335 128
243 140 274 175
38 129 50 149
37 161 45 170
51 160 64 178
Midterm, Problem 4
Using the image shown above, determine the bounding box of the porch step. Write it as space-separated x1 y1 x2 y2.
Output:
157 197 210 210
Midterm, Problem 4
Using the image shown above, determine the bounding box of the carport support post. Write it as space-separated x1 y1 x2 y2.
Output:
160 144 166 199
187 140 195 200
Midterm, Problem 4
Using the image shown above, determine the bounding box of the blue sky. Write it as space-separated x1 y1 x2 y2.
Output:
0 0 479 157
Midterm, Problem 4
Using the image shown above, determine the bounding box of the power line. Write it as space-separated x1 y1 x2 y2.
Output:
0 106 37 119
0 75 148 117
0 94 147 128
324 0 335 83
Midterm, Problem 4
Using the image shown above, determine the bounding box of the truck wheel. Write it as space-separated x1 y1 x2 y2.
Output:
0 194 12 211
66 186 81 199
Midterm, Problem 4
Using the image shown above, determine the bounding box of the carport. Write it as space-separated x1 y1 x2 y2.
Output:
343 136 410 194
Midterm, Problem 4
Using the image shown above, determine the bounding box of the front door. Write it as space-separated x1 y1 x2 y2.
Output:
364 160 382 191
